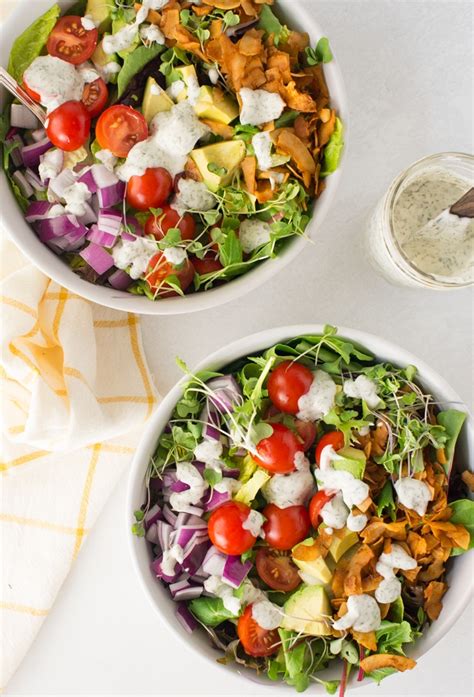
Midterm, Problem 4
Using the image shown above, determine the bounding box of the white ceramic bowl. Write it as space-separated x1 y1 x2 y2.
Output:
127 324 473 689
0 1 347 316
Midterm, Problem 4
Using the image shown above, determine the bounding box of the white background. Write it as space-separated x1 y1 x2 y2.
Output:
3 1 474 696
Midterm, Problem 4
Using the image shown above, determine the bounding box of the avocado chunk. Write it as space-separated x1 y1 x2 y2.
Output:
112 18 140 59
191 140 246 191
292 538 332 584
91 38 119 84
282 585 332 636
194 86 239 125
174 65 199 102
332 446 366 479
235 468 270 505
86 0 114 32
142 77 173 124
327 526 359 563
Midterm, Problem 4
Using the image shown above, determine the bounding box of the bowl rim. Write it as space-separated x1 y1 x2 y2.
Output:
0 0 348 316
126 323 474 688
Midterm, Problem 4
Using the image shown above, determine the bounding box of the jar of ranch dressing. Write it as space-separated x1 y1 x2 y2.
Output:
366 153 473 289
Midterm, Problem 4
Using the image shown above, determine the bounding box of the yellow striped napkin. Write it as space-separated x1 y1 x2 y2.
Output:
0 237 158 687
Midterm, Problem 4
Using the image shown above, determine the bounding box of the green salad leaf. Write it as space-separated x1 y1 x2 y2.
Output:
305 37 333 66
375 620 417 655
437 409 466 474
7 4 61 82
117 44 165 98
7 173 29 212
258 5 290 46
189 597 238 627
365 667 397 684
449 498 474 556
321 117 344 176
375 480 396 519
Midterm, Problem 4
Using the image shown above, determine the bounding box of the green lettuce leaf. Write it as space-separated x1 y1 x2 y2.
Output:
375 480 396 519
375 620 416 655
188 596 238 627
365 667 397 684
321 117 344 176
7 4 61 82
449 498 474 556
437 409 466 474
7 173 29 212
117 44 165 98
258 5 290 46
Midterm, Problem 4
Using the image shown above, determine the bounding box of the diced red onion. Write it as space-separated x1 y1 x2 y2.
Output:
222 467 240 479
173 585 203 601
202 546 226 577
24 168 45 191
222 555 252 588
48 168 77 200
162 504 178 526
204 488 230 512
78 167 97 193
175 504 204 517
6 134 24 168
78 202 97 226
156 520 172 551
37 215 87 251
91 165 125 207
108 269 132 290
21 137 52 168
123 215 142 236
174 525 208 549
162 471 177 488
97 208 122 235
181 538 210 576
144 503 162 530
80 243 115 275
12 171 33 198
31 128 46 142
192 461 206 475
10 103 40 130
207 375 242 413
200 404 221 441
87 225 117 248
175 603 198 633
175 512 190 528
25 200 57 223
146 523 159 544
151 556 181 584
170 480 190 493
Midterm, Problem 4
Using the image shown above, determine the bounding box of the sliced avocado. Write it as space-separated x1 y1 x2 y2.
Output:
142 77 173 124
234 468 270 505
292 538 332 584
332 446 366 479
86 0 114 32
191 140 246 192
327 526 359 563
282 585 332 636
91 39 119 84
194 86 239 125
237 454 257 484
112 18 140 59
174 65 199 102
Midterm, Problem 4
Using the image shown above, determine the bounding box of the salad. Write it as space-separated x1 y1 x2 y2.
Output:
133 327 474 693
1 0 343 300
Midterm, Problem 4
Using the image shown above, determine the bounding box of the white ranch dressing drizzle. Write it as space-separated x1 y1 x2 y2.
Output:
392 168 473 284
316 445 370 510
394 477 432 516
242 509 265 537
239 219 272 254
169 461 208 512
163 247 187 266
112 236 157 279
375 544 417 603
171 179 216 214
297 370 337 422
320 492 349 530
343 375 381 409
204 575 241 614
239 88 285 126
262 455 315 508
252 131 273 170
347 511 368 532
23 56 84 113
194 439 223 467
161 543 184 576
251 599 281 630
332 594 381 632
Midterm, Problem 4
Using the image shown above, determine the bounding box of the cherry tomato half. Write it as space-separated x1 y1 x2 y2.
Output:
127 167 173 211
82 77 108 118
46 16 98 65
96 105 148 158
308 490 334 528
145 205 196 241
315 430 345 465
255 548 301 591
192 254 223 275
46 100 90 151
267 360 313 414
254 423 304 474
294 419 317 451
208 501 256 556
262 504 311 551
146 253 194 296
22 79 41 103
237 605 280 657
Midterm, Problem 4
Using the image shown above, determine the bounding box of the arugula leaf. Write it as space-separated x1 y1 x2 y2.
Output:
117 44 165 98
305 37 333 66
375 620 415 654
365 667 397 684
321 117 344 176
218 229 243 267
375 480 396 519
188 596 238 626
449 498 474 556
258 5 290 46
7 4 61 82
204 468 222 487
274 110 299 128
437 409 466 474
278 629 310 692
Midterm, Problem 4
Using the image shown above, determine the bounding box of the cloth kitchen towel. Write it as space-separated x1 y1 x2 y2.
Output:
0 237 158 688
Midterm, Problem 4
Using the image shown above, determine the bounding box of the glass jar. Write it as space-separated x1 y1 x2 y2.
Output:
366 152 474 289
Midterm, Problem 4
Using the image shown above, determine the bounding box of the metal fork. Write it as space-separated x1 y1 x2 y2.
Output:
0 66 46 125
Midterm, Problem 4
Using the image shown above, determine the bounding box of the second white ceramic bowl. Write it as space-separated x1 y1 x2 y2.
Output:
127 324 473 690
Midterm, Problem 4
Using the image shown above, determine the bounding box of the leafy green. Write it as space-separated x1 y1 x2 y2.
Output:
258 5 290 46
449 498 474 556
314 678 340 695
437 410 466 474
375 620 416 655
117 44 165 98
321 117 344 176
375 480 396 519
305 38 333 66
7 174 29 212
218 229 243 268
159 47 191 81
204 468 222 487
274 110 299 128
365 667 397 684
64 0 88 15
208 162 228 177
131 509 145 537
188 597 238 627
180 6 239 48
7 4 61 82
388 596 404 623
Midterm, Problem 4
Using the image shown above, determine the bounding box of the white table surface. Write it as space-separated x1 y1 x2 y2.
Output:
4 0 474 695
